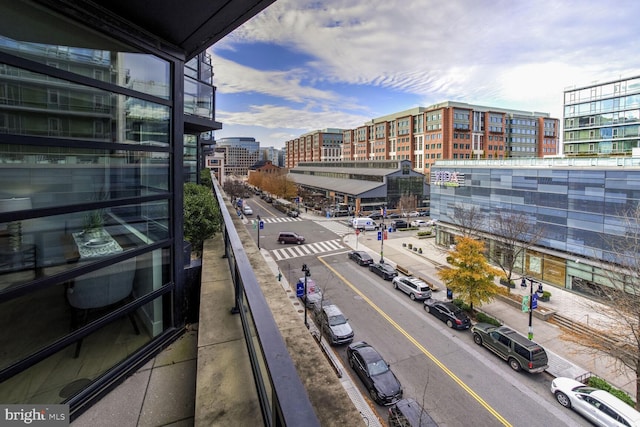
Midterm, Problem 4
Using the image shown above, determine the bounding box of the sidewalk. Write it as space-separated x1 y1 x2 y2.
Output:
330 219 636 399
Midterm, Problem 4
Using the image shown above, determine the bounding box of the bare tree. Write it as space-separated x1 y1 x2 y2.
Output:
489 209 546 286
562 206 640 408
396 194 417 215
450 204 485 238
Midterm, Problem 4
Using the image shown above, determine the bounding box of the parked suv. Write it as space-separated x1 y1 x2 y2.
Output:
277 231 305 245
313 302 354 345
391 276 432 301
471 323 549 373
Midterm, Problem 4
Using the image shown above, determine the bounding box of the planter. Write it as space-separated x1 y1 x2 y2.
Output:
408 243 413 249
499 278 515 288
402 242 407 247
418 248 422 254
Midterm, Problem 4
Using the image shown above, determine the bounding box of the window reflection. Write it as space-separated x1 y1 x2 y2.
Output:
0 37 170 99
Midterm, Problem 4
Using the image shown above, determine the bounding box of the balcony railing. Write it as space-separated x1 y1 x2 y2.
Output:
211 178 320 427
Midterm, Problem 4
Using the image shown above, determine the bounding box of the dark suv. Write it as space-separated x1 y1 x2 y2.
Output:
388 398 438 427
390 219 408 229
277 231 305 245
471 323 548 373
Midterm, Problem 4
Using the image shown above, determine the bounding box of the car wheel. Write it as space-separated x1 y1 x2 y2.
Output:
410 293 416 301
446 319 454 328
508 357 521 372
349 357 355 369
369 388 379 404
555 391 572 408
296 241 302 245
393 282 398 290
424 305 430 313
473 333 483 345
279 240 285 244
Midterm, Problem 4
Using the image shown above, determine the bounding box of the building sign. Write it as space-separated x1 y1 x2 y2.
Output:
432 171 465 187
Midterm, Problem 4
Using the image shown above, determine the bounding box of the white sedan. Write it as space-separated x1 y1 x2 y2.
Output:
410 219 428 227
550 377 640 426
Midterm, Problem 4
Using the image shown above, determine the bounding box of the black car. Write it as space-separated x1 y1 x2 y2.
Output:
369 262 398 280
423 300 471 329
347 341 403 406
287 210 299 217
387 213 401 219
348 250 373 266
390 219 409 229
367 212 383 220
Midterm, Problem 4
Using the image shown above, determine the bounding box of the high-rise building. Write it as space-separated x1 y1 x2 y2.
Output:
563 75 640 156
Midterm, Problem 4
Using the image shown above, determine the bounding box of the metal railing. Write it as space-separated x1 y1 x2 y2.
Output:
211 178 320 427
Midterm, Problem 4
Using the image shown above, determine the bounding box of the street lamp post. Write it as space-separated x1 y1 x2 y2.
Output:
522 277 544 340
380 206 386 263
256 215 261 249
302 264 311 328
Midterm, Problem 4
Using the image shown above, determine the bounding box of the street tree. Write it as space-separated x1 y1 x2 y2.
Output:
438 236 503 311
562 206 640 409
183 182 221 256
451 204 485 238
222 178 244 200
396 194 417 215
489 209 546 287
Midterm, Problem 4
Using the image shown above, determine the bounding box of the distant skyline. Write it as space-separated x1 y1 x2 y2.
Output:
209 0 640 149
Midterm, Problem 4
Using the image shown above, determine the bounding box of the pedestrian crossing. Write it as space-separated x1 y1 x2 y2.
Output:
271 239 345 261
314 220 352 237
255 217 302 224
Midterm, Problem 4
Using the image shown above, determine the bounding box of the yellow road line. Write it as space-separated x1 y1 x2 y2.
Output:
320 258 512 427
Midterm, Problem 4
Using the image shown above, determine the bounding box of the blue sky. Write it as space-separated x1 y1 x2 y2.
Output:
209 0 640 149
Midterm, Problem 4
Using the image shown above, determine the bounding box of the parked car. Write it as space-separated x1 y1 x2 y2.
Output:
418 211 430 217
347 341 403 406
390 219 409 229
297 277 322 308
423 300 471 329
348 250 374 266
243 205 253 215
388 398 438 427
367 212 383 220
313 302 354 345
407 211 420 217
410 219 428 227
391 276 432 301
387 213 401 219
369 262 398 280
551 377 640 427
277 231 305 245
471 323 549 373
287 209 299 217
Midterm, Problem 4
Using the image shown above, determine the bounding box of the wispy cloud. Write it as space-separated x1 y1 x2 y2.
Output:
212 0 640 147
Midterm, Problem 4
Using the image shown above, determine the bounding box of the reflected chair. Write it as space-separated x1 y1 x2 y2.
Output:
66 257 140 358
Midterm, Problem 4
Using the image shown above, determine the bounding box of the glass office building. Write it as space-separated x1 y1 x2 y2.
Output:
431 157 640 296
564 75 640 156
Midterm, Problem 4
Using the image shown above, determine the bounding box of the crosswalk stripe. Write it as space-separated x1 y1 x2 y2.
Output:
270 238 345 260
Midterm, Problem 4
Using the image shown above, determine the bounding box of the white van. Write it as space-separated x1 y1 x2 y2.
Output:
352 217 379 231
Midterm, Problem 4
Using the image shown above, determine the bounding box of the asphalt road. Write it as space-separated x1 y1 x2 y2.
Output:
242 201 587 427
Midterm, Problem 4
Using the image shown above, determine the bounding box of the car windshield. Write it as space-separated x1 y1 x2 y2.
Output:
367 359 389 376
329 314 347 326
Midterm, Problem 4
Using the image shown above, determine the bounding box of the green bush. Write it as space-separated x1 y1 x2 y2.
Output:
476 312 502 326
416 231 431 237
588 376 636 407
184 183 221 256
452 298 470 311
199 169 213 188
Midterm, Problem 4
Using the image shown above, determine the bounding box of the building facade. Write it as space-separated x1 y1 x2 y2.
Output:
563 75 640 157
0 0 272 416
284 128 344 168
342 104 559 179
430 156 640 297
289 160 428 214
215 137 262 176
